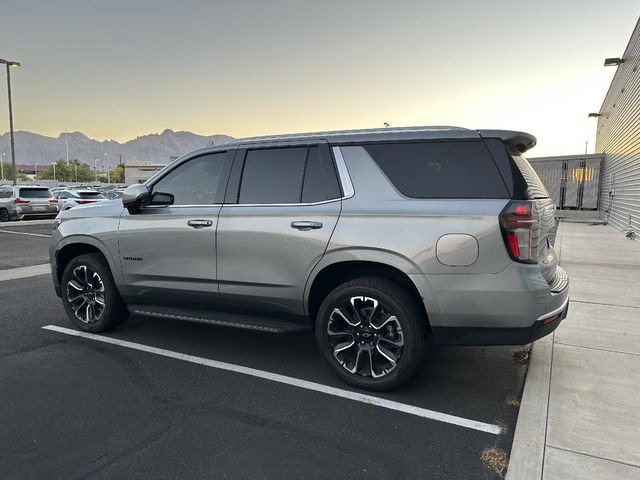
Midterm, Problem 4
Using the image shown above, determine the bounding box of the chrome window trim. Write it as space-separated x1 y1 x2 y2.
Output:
223 198 341 208
332 146 355 199
141 204 223 209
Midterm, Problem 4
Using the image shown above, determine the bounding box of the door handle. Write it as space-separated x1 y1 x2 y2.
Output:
187 219 214 229
291 221 323 230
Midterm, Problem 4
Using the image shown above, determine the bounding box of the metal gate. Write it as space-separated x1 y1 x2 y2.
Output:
529 154 603 210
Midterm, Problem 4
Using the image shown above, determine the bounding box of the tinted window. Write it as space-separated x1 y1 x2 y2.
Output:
364 141 509 198
153 153 227 205
78 192 106 199
19 188 52 198
239 147 307 204
302 146 342 203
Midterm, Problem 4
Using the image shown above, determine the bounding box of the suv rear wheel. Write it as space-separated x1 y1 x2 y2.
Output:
61 253 128 332
315 277 428 391
0 208 9 222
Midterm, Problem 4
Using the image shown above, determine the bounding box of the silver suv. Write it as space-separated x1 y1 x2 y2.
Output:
0 185 59 221
50 126 569 390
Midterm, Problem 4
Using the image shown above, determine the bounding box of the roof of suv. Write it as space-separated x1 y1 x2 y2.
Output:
222 126 537 153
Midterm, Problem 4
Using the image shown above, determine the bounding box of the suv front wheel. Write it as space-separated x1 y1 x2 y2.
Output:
315 277 428 391
61 253 128 332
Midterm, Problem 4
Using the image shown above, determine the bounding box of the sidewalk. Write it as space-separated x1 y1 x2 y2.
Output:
507 221 640 479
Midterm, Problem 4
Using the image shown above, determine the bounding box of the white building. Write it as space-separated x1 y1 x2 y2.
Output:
124 161 167 184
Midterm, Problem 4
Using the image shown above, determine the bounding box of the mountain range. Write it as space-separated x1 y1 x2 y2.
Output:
0 130 235 168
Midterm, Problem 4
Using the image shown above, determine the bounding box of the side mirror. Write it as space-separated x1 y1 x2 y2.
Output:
122 184 150 213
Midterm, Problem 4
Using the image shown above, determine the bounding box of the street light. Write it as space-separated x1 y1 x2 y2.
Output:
0 58 21 185
94 158 99 182
104 153 110 184
604 57 625 67
0 152 5 181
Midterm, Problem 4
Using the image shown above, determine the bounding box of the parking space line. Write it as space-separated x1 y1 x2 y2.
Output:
0 264 50 282
0 229 51 238
43 324 504 435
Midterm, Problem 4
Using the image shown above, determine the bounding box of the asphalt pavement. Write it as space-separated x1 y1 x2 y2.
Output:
0 221 527 479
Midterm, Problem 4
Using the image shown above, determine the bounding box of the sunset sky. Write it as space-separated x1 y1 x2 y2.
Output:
1 0 638 157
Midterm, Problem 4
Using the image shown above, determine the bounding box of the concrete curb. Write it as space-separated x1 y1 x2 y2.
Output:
506 335 553 480
0 264 51 282
506 220 564 479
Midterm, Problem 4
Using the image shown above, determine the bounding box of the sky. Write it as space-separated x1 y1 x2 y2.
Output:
0 0 638 157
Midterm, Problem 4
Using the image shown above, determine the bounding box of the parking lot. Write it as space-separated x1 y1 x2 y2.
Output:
1 220 527 479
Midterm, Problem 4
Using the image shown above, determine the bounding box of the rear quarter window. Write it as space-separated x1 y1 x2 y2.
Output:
363 141 509 198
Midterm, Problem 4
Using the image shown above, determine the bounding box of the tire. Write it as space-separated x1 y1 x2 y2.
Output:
0 209 9 222
315 277 428 391
60 253 128 332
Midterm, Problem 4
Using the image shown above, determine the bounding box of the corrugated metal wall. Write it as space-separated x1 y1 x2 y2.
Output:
596 17 640 238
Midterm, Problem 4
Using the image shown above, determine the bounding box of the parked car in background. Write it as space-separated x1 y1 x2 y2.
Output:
54 189 109 211
0 185 59 221
102 189 125 200
50 126 569 390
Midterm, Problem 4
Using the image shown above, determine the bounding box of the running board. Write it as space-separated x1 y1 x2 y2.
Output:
128 305 311 334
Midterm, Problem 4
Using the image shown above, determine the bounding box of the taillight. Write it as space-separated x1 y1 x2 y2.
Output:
76 200 92 205
499 200 539 264
15 198 30 204
49 198 58 204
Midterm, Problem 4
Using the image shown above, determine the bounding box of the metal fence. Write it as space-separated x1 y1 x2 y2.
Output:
529 154 603 210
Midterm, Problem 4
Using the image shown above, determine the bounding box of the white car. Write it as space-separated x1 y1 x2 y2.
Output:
54 189 109 211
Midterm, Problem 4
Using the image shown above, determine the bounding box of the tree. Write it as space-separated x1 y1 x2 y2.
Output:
110 164 125 183
0 162 29 182
38 159 101 182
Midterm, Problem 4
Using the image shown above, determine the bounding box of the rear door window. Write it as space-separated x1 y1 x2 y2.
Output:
301 146 342 203
19 188 52 198
364 141 509 198
239 147 308 204
238 146 341 204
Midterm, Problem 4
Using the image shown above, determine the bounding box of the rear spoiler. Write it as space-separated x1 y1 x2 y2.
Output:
477 130 537 154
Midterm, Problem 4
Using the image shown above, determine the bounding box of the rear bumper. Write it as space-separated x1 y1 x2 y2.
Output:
431 296 569 345
411 263 570 346
16 205 58 218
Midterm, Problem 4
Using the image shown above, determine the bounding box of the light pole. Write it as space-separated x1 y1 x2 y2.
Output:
75 164 78 182
53 162 56 181
0 152 5 181
65 130 70 165
94 159 98 182
0 58 21 186
34 162 38 181
104 153 110 183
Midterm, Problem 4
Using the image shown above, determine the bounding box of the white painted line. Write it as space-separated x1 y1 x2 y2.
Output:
0 263 50 282
0 219 55 226
0 229 51 238
43 324 503 435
